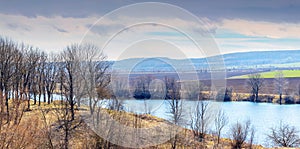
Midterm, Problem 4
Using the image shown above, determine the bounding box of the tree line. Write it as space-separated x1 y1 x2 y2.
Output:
0 36 111 119
0 36 299 148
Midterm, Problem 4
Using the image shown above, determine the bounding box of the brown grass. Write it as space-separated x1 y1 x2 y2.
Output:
0 101 272 149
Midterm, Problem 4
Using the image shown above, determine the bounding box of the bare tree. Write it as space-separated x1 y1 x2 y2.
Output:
216 87 233 101
60 44 81 120
59 44 109 120
247 73 264 102
190 100 212 142
165 77 183 149
39 108 54 149
274 71 288 104
11 46 25 124
0 97 39 149
110 78 130 99
53 100 83 149
77 44 111 114
21 47 40 110
267 122 300 147
133 75 152 99
230 120 255 149
249 127 255 149
44 53 58 104
0 37 18 119
143 99 153 114
166 77 183 125
298 84 300 99
107 98 124 111
36 53 47 106
214 109 228 146
180 81 200 100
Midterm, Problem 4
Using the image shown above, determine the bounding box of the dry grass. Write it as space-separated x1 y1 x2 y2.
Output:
0 101 273 149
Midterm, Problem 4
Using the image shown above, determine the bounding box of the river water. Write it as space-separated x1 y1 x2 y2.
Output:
121 99 300 146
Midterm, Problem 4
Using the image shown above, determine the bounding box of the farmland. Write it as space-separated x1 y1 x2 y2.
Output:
230 70 300 79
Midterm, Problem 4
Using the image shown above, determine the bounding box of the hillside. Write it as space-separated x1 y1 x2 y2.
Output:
111 50 300 72
1 101 266 149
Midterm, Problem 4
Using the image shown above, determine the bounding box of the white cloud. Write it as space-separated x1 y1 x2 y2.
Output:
1 12 300 60
219 19 300 39
0 14 100 53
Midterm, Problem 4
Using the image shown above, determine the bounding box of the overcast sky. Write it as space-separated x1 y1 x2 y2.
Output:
1 0 300 60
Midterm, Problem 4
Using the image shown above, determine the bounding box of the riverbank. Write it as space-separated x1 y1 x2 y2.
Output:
196 91 300 104
11 101 267 148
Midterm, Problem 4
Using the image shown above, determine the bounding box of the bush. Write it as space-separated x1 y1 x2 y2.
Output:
267 122 300 147
283 96 295 104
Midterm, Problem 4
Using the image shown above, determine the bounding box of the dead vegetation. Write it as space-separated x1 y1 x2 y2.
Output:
0 100 268 149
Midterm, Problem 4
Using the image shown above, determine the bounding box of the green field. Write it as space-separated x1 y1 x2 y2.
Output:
230 70 300 79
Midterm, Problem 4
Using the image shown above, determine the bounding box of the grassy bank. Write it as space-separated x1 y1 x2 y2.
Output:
230 70 300 79
0 100 268 149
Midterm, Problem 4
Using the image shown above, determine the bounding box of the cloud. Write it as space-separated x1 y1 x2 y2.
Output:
0 13 100 52
219 19 300 39
1 11 300 60
53 25 68 33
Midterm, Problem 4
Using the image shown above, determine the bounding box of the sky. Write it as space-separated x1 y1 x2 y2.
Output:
1 0 300 60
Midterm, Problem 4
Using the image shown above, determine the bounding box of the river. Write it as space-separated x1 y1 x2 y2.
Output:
121 99 300 146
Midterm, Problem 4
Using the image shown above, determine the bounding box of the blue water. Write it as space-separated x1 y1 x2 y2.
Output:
121 99 300 146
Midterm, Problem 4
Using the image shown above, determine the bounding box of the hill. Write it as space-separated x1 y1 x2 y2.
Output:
110 50 300 72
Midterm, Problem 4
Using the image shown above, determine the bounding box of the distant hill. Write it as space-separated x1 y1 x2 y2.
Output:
110 50 300 72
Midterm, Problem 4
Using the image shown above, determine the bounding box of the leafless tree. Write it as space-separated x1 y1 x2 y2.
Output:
11 46 25 124
110 77 130 99
298 84 300 99
53 100 83 149
165 77 183 149
21 47 40 110
60 43 111 117
147 78 166 100
216 87 233 101
133 75 152 99
166 77 183 125
36 53 47 106
190 100 212 142
29 51 46 106
107 98 123 111
60 44 81 120
230 120 255 149
214 109 228 146
0 86 37 148
247 73 264 102
267 122 300 147
274 71 288 104
39 108 54 149
249 127 255 149
0 37 18 119
44 53 58 104
77 44 111 114
180 81 200 100
143 99 154 114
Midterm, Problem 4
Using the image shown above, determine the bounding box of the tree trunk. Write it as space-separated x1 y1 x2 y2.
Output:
47 92 51 104
5 91 9 121
33 92 37 105
255 92 259 102
38 93 41 106
69 73 75 120
27 96 30 110
70 101 75 121
43 89 46 103
217 132 221 145
64 126 69 149
279 93 282 105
